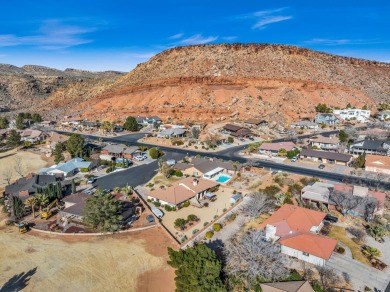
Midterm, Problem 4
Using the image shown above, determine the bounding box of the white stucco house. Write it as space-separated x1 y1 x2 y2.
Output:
333 108 370 123
259 205 337 266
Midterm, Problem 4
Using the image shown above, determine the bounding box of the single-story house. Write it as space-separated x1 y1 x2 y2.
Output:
21 129 49 143
136 116 162 125
4 173 70 201
158 128 187 138
349 140 390 156
47 132 70 149
260 281 314 292
147 177 220 207
101 144 141 159
299 149 353 165
308 135 340 151
290 121 318 129
40 158 92 177
259 142 296 156
177 157 241 177
61 117 83 126
377 111 390 121
259 205 337 266
230 128 253 138
314 114 339 125
223 124 242 133
301 182 336 210
365 154 390 174
244 118 267 127
38 120 56 128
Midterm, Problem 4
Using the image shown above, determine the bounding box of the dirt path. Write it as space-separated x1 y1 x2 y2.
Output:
0 221 175 292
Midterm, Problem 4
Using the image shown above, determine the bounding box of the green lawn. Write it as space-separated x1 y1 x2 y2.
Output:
328 225 370 266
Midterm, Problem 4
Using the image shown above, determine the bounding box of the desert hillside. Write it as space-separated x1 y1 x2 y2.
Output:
69 44 389 124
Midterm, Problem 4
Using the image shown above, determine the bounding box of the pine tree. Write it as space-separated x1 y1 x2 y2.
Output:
123 116 139 131
7 130 21 147
66 134 85 158
53 142 65 164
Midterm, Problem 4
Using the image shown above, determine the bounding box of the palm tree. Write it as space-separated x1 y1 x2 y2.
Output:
25 197 37 218
35 193 49 213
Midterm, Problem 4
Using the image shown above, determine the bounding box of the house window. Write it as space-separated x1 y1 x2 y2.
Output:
302 252 309 256
193 172 198 176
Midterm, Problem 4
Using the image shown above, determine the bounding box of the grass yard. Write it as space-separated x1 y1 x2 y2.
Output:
328 225 370 266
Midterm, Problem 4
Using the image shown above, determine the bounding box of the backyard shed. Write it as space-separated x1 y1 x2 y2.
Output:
230 193 242 204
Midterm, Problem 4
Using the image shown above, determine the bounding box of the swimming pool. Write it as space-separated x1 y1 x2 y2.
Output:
216 175 232 183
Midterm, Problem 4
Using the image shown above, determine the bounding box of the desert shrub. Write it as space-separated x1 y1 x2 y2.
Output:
147 199 152 202
174 218 187 228
172 139 184 146
223 208 227 212
153 201 161 207
228 213 236 222
165 205 174 212
106 166 115 173
194 146 198 149
213 223 222 232
346 227 367 243
262 185 281 196
183 201 190 207
362 246 382 258
367 223 386 239
149 147 160 159
80 168 89 173
237 173 241 177
205 231 214 239
213 215 218 219
139 145 148 151
227 136 234 143
203 222 209 227
174 170 183 177
336 246 345 254
187 214 198 222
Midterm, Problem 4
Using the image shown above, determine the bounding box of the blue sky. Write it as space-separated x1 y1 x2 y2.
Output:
0 0 389 71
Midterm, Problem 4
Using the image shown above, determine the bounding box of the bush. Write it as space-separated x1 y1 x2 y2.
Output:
223 208 227 212
187 214 198 222
165 205 174 211
205 231 214 239
346 227 366 243
147 199 152 203
153 201 161 207
237 173 241 177
174 218 187 228
227 136 234 143
336 246 345 254
183 201 190 207
213 215 218 219
172 139 184 146
203 222 209 227
106 166 115 173
80 168 89 173
362 246 382 258
149 147 160 159
139 145 148 151
228 213 236 222
213 223 222 232
174 170 183 177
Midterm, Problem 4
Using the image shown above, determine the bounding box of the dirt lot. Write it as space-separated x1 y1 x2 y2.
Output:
0 149 52 192
0 217 175 292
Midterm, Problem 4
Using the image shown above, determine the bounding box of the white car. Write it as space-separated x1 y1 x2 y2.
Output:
134 155 145 161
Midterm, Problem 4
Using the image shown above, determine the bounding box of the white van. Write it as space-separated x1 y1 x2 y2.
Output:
151 208 164 218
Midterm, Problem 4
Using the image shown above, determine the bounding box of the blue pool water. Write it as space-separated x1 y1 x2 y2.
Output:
216 175 231 183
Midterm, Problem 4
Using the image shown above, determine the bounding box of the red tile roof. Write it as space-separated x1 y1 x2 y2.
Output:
260 142 296 152
280 233 337 260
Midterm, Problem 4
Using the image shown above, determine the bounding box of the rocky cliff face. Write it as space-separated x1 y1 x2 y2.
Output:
72 44 389 124
0 64 123 114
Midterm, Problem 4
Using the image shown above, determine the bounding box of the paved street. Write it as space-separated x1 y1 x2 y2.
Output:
326 253 390 291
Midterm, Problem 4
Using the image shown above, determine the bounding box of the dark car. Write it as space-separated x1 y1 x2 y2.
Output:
318 164 325 169
248 137 254 141
324 214 338 223
146 215 155 223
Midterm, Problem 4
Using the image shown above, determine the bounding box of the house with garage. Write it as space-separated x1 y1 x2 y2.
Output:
39 158 92 177
333 108 370 123
176 157 241 178
259 205 337 266
101 144 142 160
222 124 253 138
349 140 390 156
4 173 70 201
365 154 390 174
21 129 49 143
158 128 187 138
244 118 268 128
260 281 314 292
259 142 296 156
46 132 70 149
314 114 339 125
147 177 220 208
299 149 353 165
308 135 340 151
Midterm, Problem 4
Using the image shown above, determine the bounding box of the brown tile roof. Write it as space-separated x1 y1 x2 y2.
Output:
280 233 337 260
261 281 314 292
63 192 89 204
147 178 219 205
260 142 296 152
49 132 69 143
223 124 242 132
309 135 340 144
244 118 262 125
365 154 390 170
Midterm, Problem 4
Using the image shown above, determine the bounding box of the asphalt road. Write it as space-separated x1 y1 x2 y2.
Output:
59 127 390 190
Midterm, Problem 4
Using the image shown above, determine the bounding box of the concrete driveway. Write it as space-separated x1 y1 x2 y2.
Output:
326 253 390 291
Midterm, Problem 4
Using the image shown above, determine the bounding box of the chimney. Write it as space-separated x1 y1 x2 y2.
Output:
193 179 198 186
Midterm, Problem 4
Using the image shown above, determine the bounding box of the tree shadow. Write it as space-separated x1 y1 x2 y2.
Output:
206 239 225 260
0 267 37 292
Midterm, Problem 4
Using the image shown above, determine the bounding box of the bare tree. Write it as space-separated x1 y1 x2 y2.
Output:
373 172 386 190
13 156 24 178
346 227 367 244
2 168 13 185
240 191 274 218
204 133 221 148
223 230 289 288
316 266 341 290
344 126 359 141
329 190 364 216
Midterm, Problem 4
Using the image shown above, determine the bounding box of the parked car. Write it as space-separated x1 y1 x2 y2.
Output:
87 177 96 184
134 155 145 161
291 157 297 162
240 138 245 142
151 208 164 218
318 164 325 169
248 137 254 141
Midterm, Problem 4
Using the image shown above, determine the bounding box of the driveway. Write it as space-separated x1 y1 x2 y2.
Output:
326 253 390 291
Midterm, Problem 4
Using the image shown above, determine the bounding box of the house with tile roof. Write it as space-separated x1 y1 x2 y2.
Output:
259 142 296 156
300 149 353 165
259 205 337 266
365 154 390 174
46 132 70 149
21 129 49 143
101 144 141 159
260 281 314 292
147 177 220 207
308 135 340 151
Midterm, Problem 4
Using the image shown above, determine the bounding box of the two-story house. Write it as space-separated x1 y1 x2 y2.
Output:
333 108 371 123
349 140 390 156
308 135 340 151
